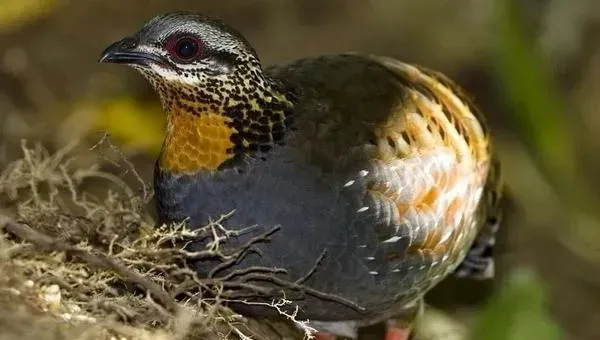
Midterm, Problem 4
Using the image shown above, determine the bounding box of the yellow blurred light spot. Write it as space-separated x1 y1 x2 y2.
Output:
0 0 60 32
94 97 165 155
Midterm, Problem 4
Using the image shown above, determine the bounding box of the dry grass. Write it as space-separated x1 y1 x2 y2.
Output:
0 139 311 340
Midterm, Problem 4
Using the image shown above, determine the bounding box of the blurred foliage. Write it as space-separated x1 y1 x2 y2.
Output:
468 0 578 338
497 0 600 264
473 269 563 340
93 97 165 154
495 0 579 195
0 0 60 32
495 0 600 223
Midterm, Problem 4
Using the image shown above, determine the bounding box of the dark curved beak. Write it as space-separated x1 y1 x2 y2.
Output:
99 37 164 66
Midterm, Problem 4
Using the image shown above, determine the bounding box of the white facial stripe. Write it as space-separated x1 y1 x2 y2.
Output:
147 64 199 85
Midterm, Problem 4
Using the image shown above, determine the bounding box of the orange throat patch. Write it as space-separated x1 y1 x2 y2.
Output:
159 106 236 173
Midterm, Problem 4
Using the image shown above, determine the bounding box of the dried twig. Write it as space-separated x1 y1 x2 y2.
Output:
208 225 281 278
295 249 327 285
0 216 179 316
226 272 366 312
89 133 152 203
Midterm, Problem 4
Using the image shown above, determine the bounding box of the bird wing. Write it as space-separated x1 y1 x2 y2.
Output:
268 54 498 293
341 56 496 291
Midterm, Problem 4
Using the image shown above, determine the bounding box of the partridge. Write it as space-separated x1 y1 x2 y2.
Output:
99 12 502 340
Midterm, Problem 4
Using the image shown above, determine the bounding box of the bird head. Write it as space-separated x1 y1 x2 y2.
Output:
99 12 265 101
99 12 294 173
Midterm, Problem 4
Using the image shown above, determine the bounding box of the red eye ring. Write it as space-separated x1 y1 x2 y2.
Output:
165 34 203 63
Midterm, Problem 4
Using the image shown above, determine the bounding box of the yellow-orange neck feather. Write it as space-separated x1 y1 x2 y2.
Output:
155 81 295 174
159 104 236 173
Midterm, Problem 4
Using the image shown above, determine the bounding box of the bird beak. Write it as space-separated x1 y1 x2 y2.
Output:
99 37 164 66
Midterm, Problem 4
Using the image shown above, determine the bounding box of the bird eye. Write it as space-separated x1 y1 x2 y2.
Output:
166 35 202 62
175 38 198 58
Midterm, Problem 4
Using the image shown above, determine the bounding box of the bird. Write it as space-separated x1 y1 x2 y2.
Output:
99 12 502 340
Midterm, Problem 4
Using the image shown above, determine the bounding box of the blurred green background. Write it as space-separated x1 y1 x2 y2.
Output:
1 0 599 339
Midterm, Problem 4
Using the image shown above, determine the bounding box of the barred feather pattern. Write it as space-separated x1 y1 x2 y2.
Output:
357 58 499 293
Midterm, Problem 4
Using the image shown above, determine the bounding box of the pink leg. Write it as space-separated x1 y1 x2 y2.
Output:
314 331 337 340
384 298 422 340
384 321 413 340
